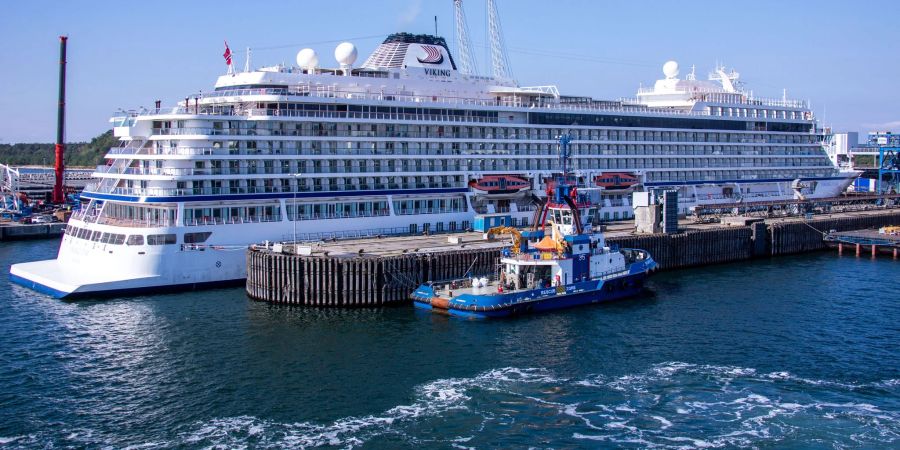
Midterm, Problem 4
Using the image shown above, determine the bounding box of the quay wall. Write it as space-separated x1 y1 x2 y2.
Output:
0 223 66 241
606 226 755 270
247 248 501 306
247 210 900 305
766 213 900 255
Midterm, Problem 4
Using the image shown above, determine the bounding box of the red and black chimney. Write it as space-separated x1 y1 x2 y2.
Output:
52 35 68 204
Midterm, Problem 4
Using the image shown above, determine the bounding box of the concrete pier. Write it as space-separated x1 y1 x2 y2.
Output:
824 227 900 258
247 210 900 305
0 223 66 241
247 234 502 306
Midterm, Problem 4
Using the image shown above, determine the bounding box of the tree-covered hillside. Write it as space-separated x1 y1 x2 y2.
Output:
0 130 118 167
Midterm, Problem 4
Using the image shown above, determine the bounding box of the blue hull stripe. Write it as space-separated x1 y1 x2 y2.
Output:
81 187 469 203
9 273 69 298
9 273 244 300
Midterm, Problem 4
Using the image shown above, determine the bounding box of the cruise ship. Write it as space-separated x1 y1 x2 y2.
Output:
10 11 854 297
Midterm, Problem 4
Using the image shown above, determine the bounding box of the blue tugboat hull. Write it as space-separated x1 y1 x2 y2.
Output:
412 258 655 319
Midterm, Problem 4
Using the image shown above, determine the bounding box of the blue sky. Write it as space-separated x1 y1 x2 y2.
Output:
1 0 898 143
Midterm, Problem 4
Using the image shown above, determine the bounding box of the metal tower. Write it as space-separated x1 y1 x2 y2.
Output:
487 0 514 81
453 0 477 75
877 146 900 194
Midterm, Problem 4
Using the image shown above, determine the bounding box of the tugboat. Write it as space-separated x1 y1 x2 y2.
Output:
411 135 657 318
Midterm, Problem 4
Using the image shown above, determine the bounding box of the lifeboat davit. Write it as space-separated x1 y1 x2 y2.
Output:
594 172 639 189
469 175 530 195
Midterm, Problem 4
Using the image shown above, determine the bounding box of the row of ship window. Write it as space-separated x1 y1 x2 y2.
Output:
159 178 459 195
75 200 654 236
155 141 824 157
167 155 830 175
64 226 211 245
182 199 467 224
644 169 834 182
527 113 811 132
117 166 834 198
97 196 493 227
153 122 818 144
123 162 831 188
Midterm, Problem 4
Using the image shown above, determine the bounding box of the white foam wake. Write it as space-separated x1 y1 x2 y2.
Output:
7 364 896 449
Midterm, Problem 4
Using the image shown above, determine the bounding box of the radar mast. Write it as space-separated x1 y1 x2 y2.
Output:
453 0 478 75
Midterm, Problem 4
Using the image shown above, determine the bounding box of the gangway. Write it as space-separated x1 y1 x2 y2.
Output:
691 193 900 222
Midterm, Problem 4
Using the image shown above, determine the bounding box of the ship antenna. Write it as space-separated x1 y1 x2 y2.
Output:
487 0 514 81
244 47 252 73
453 0 478 75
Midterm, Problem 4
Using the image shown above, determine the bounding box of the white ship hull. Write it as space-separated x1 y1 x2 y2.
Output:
11 176 852 298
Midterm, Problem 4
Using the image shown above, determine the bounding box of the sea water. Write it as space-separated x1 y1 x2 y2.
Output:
0 239 897 448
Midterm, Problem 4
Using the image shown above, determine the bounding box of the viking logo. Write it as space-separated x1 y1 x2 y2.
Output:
416 45 444 64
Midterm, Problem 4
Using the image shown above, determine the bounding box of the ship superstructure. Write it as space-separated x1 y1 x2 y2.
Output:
11 9 852 297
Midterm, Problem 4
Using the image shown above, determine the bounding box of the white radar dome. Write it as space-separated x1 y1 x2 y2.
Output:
296 48 318 69
334 42 358 66
663 60 679 79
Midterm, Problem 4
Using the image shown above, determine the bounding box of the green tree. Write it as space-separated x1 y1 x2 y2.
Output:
0 130 118 167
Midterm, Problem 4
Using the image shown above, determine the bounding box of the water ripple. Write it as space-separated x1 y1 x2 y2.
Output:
1 242 898 448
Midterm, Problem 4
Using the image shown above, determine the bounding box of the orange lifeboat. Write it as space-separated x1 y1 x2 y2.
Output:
469 175 530 194
594 172 639 189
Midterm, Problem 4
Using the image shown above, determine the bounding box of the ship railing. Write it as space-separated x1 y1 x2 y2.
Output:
470 206 525 215
426 272 500 289
742 96 808 109
248 108 499 124
92 182 460 198
504 252 568 262
106 146 141 155
70 209 100 223
393 207 466 216
280 225 457 244
131 84 747 120
284 210 392 222
286 209 391 221
636 87 809 109
619 248 652 265
94 165 465 178
97 217 176 228
94 139 149 193
182 215 282 227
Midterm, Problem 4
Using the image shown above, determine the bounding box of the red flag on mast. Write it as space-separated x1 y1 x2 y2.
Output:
223 40 233 66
